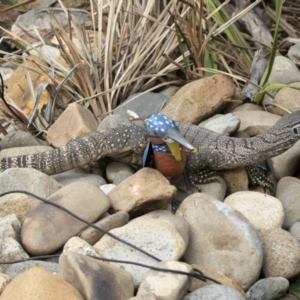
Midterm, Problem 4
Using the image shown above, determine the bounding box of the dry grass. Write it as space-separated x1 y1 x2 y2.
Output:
0 0 300 132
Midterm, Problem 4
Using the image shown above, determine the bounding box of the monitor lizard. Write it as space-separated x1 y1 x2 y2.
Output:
1 110 300 189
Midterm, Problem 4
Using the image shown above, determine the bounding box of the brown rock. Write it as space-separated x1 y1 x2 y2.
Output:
21 182 110 255
3 55 48 117
261 228 300 278
274 82 300 116
161 74 235 124
0 267 83 300
0 193 40 223
220 167 249 194
108 168 176 218
46 103 98 147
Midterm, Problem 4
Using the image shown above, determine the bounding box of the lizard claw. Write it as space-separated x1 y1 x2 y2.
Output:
186 169 220 192
245 165 274 194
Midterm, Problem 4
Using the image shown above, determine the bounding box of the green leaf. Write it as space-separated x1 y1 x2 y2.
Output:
254 0 284 104
254 83 300 103
290 274 300 297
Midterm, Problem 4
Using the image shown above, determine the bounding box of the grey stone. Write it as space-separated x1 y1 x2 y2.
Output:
246 277 289 300
199 113 240 135
276 176 300 229
182 285 245 300
0 131 48 149
52 169 106 187
97 114 130 132
0 168 61 198
106 162 134 183
288 43 300 65
289 222 300 243
266 56 300 85
114 92 171 120
12 9 92 44
113 171 134 185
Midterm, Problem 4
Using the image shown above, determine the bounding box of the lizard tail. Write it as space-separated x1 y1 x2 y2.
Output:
0 132 104 175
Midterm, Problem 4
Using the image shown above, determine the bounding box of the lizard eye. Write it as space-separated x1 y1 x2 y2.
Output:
293 125 300 135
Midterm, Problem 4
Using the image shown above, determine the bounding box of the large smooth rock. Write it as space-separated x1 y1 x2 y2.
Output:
0 168 61 198
21 182 110 255
261 228 300 279
108 168 176 217
94 214 188 287
59 251 134 300
276 176 300 228
161 74 235 124
224 191 284 232
176 193 262 290
0 267 84 300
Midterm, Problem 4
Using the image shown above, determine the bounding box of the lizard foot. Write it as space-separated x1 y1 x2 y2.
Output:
187 169 219 192
245 165 274 193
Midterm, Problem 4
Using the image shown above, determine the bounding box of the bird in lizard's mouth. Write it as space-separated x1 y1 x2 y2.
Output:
144 113 196 178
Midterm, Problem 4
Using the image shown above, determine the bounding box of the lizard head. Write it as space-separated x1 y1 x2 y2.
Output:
145 113 196 161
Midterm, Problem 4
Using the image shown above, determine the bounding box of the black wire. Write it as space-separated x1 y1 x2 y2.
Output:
0 190 221 284
0 190 160 261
